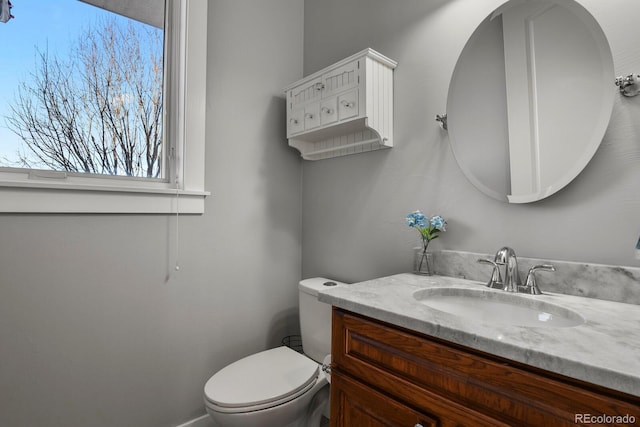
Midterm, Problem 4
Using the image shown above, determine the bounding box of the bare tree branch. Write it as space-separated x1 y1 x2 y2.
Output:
6 17 163 178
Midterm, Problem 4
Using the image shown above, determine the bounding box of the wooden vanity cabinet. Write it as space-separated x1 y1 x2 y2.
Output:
330 308 640 427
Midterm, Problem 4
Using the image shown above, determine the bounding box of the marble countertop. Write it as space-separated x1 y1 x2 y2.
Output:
318 273 640 397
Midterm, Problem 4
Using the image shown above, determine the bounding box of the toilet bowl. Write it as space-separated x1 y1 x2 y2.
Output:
203 278 344 427
204 347 328 427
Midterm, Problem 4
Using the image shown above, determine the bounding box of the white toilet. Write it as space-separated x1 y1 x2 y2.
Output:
203 277 345 427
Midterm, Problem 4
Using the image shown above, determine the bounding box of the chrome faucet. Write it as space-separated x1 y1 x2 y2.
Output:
494 246 521 292
479 247 555 295
478 246 521 292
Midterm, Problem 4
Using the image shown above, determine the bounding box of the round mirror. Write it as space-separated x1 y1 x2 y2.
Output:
447 0 614 203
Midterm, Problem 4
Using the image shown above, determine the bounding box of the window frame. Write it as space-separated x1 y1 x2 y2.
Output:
0 0 208 214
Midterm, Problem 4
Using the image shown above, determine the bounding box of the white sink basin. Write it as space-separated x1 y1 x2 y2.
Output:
413 287 585 328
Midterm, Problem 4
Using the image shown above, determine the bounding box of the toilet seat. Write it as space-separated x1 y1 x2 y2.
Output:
204 346 320 414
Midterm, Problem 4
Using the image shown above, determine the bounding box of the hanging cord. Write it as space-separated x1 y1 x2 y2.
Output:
174 178 181 271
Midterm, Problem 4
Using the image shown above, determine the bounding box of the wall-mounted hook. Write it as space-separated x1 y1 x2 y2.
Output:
615 74 640 97
435 113 448 130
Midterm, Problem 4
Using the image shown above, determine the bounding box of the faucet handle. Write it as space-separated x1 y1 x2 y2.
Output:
477 258 503 289
523 264 555 295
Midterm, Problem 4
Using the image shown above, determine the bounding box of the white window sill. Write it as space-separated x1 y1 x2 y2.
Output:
0 180 209 214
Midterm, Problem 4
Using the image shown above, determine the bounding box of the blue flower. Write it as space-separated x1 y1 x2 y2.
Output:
406 210 427 228
406 210 447 250
430 215 446 231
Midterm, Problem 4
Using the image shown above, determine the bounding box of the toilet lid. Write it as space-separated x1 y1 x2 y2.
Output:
204 346 319 409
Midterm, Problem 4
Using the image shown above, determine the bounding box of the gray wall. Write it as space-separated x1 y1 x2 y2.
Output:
0 1 303 426
301 0 640 285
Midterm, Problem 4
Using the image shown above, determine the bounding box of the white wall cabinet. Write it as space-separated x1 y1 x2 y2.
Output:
284 48 397 160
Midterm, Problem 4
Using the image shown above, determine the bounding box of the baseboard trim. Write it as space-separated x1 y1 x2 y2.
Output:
174 414 212 427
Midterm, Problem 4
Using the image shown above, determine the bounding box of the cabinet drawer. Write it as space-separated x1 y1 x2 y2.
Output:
338 89 359 121
332 309 640 427
304 104 321 131
288 108 304 136
320 97 338 126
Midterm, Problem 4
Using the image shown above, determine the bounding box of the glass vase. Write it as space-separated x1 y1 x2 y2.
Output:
414 248 434 276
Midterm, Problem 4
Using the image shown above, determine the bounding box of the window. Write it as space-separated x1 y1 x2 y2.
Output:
0 0 208 213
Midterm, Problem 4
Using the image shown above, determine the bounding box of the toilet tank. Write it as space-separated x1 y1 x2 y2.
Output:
298 278 346 363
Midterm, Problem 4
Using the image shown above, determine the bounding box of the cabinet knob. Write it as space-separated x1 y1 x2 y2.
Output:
289 118 298 125
305 113 314 119
321 107 334 115
341 100 355 108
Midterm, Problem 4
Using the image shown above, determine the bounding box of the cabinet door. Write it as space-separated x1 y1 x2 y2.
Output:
321 60 360 99
331 372 437 427
289 77 324 111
